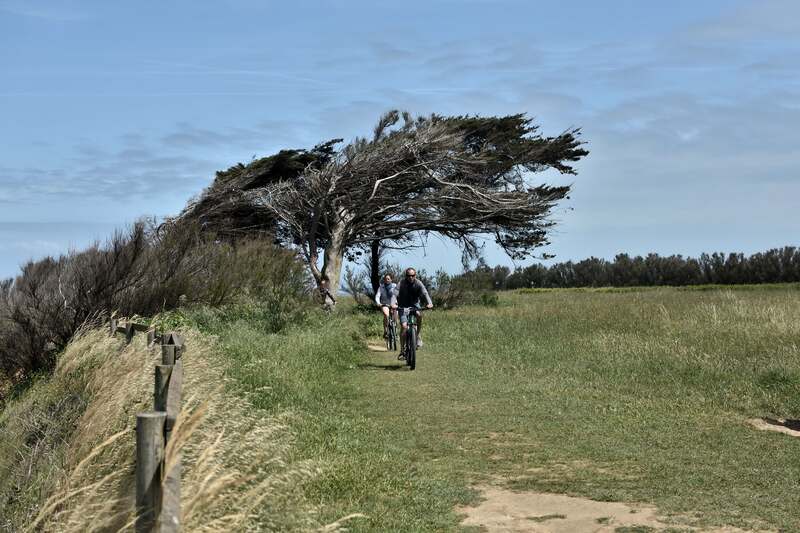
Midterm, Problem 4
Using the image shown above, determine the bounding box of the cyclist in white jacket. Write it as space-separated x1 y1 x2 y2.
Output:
374 273 398 338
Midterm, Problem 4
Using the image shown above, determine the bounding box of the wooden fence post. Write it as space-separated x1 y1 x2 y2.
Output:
161 358 183 533
152 331 184 531
136 412 166 532
164 361 182 441
121 325 183 531
161 345 176 365
161 332 183 364
154 365 172 413
125 322 135 344
110 318 117 336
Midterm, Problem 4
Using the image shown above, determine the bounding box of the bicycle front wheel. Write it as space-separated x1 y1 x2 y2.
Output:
407 326 417 370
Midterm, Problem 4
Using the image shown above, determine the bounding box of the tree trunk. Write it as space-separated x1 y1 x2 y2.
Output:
370 240 381 294
323 248 344 299
320 224 347 304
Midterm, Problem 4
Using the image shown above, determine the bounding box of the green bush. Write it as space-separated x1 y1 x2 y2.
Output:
418 269 499 309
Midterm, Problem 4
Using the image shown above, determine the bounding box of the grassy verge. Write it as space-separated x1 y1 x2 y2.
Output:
0 319 325 532
182 304 477 531
198 287 800 531
0 369 88 531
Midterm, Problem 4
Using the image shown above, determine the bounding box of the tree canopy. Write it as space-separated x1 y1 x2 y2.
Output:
176 110 589 296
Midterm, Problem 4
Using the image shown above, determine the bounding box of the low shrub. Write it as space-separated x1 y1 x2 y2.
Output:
341 265 374 309
418 269 498 309
0 221 311 384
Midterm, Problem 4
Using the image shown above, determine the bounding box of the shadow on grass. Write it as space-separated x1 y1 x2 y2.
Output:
764 418 800 431
357 363 407 371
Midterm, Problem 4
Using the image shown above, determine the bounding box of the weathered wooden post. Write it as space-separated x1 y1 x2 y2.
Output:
125 322 135 344
161 358 183 533
152 331 184 532
161 345 176 365
110 318 118 336
154 365 172 413
161 332 183 365
136 412 166 532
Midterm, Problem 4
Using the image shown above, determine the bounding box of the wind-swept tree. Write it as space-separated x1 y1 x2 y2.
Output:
178 111 588 298
175 140 341 240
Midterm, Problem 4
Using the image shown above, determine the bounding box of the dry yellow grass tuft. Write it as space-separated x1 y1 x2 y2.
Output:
28 326 324 532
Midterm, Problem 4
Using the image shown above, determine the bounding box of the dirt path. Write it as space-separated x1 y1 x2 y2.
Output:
457 486 760 532
747 418 800 438
366 341 388 352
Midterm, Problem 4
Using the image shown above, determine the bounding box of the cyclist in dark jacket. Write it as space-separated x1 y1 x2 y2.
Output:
392 267 433 353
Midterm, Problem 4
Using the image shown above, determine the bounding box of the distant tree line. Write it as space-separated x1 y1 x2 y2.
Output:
468 247 800 289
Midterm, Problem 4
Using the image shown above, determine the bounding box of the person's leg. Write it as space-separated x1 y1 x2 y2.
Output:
416 310 423 347
381 306 390 337
398 309 409 355
400 323 408 352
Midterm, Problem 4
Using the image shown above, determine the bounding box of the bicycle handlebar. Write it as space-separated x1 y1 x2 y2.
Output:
392 304 433 311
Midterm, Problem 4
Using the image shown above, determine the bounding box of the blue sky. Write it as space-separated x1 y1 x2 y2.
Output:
1 0 798 278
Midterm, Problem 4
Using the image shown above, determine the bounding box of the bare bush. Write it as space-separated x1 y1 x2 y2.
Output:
341 266 372 307
0 221 310 383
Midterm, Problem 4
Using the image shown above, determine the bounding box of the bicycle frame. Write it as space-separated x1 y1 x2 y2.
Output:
385 308 397 351
399 306 420 370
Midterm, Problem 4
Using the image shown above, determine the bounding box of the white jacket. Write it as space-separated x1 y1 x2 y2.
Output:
374 282 397 306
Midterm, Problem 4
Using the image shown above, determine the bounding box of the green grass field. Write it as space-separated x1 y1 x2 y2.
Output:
198 286 800 531
3 285 797 531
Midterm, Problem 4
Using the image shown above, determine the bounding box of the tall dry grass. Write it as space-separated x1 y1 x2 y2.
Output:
9 324 329 532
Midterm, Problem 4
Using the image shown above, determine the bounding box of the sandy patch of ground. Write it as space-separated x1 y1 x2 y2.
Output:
747 418 800 438
457 486 761 532
457 486 663 532
366 341 388 352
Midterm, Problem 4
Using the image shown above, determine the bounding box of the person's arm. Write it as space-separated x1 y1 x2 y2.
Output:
390 283 398 307
418 281 433 307
374 286 382 307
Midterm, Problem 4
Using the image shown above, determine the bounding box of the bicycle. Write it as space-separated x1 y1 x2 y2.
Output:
384 307 397 351
398 306 420 370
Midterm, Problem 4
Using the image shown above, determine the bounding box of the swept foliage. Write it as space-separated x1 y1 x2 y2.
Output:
177 111 588 295
176 140 341 241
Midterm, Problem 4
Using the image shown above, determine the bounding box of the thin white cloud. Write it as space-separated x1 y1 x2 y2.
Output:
0 0 87 21
684 0 800 41
0 118 323 204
